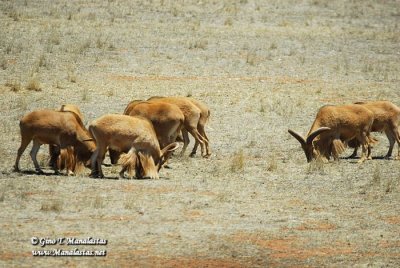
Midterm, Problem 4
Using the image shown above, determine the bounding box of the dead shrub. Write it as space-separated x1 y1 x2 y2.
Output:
230 149 245 172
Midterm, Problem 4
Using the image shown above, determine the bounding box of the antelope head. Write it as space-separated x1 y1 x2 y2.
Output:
288 127 331 162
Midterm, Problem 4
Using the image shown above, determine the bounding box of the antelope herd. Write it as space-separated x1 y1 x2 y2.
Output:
13 97 211 179
13 97 400 179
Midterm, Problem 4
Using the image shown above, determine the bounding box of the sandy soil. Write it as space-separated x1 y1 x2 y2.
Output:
0 0 399 267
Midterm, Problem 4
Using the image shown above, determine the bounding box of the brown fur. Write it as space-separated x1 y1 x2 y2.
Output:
124 100 184 149
59 104 84 121
184 97 211 157
14 109 96 174
89 114 179 179
117 147 138 178
288 104 374 163
348 101 400 159
49 104 86 175
147 96 209 157
108 100 184 164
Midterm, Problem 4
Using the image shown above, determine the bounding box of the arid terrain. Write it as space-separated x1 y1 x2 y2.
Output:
1 0 400 267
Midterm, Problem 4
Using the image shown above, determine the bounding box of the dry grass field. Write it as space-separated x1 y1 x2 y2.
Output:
1 0 400 267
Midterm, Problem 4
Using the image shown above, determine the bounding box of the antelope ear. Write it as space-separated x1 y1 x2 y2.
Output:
288 129 306 146
306 127 331 145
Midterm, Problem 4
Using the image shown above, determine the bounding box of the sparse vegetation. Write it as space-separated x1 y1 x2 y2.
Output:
92 195 105 209
306 157 325 174
40 200 63 212
224 17 233 26
266 155 278 172
188 39 208 50
0 0 399 266
6 80 22 92
230 149 245 172
0 57 7 70
25 76 42 91
81 87 89 101
246 50 258 66
68 69 77 83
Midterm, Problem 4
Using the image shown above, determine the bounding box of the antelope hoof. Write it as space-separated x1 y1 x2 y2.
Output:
36 169 45 175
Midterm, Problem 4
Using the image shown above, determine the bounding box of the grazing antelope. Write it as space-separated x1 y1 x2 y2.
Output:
49 104 86 175
347 101 400 159
147 96 210 157
89 114 179 179
14 109 95 174
288 104 374 163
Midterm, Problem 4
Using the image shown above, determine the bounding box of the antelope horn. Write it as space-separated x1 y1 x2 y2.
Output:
288 129 306 146
306 127 331 145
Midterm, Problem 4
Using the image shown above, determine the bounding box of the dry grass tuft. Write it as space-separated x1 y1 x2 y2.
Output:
124 197 136 210
81 88 89 102
224 17 233 26
25 76 42 91
0 57 7 70
230 149 245 172
188 39 208 50
372 164 381 186
246 50 258 66
38 154 49 169
68 69 77 83
92 195 105 209
40 200 63 212
49 31 61 46
38 54 47 68
8 9 20 21
5 80 22 92
306 157 325 174
266 155 278 172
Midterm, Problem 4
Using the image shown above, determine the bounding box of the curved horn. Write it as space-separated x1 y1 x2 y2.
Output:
158 142 180 170
288 129 306 146
161 142 180 156
306 127 331 145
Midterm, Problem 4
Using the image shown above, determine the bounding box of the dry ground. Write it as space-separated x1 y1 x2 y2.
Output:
1 0 400 267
